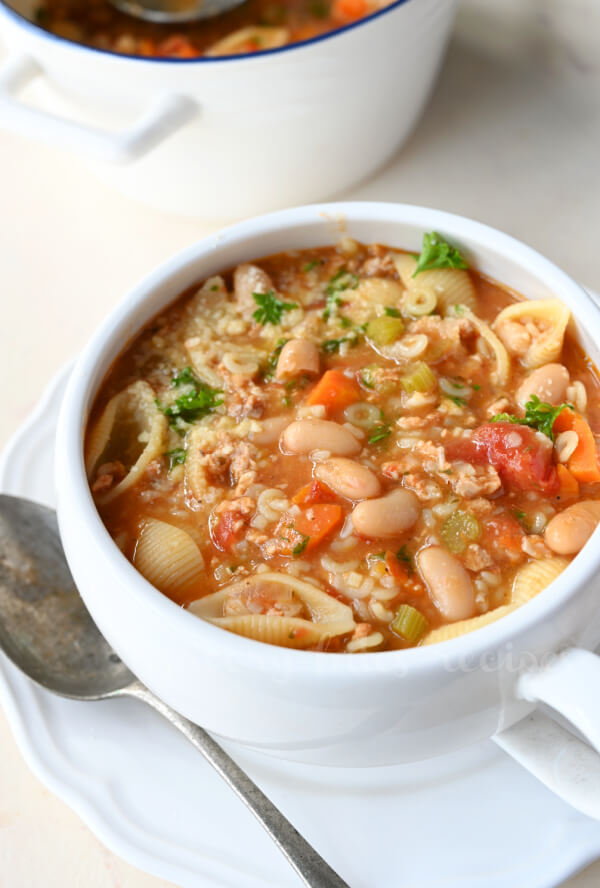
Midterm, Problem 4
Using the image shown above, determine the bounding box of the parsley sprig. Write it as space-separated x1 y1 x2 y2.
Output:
157 367 223 433
252 290 297 325
492 395 573 442
413 232 468 277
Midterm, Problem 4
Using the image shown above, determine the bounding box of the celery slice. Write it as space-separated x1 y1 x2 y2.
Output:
366 316 405 346
440 510 481 554
400 361 436 394
391 604 429 644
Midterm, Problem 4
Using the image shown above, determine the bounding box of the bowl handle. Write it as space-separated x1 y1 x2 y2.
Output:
494 648 600 820
0 53 197 163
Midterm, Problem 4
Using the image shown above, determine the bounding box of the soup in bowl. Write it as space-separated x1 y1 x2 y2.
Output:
56 203 600 767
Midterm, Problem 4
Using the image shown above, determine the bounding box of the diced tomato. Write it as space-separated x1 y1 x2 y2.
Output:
484 515 524 554
292 479 334 506
449 422 558 493
211 510 242 551
384 551 409 581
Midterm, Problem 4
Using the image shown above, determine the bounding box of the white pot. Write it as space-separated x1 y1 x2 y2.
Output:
0 0 457 219
55 202 600 814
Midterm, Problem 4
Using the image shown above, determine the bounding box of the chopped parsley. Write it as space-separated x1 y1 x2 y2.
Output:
472 384 481 391
323 267 359 319
166 447 186 470
396 545 413 571
384 306 401 317
448 396 467 408
492 395 573 442
321 328 362 354
413 232 469 277
292 534 310 556
303 259 320 272
157 367 223 433
252 290 297 325
263 337 289 380
368 423 391 444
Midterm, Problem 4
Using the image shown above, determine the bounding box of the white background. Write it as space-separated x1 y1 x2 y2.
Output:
0 0 599 884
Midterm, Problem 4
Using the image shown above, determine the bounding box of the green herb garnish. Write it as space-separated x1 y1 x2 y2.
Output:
166 447 186 470
157 367 223 433
448 396 467 408
252 290 297 325
323 267 359 319
492 395 573 442
413 232 468 277
303 259 320 272
384 306 401 317
396 545 413 572
368 423 391 444
293 534 310 556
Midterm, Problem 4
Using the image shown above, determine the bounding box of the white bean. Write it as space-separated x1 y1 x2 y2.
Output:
250 416 290 446
281 420 361 456
233 263 272 307
516 363 569 409
352 489 420 538
276 339 320 380
315 458 381 501
544 500 600 555
417 546 476 620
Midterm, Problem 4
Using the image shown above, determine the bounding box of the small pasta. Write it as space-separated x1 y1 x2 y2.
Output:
458 307 510 386
393 253 477 314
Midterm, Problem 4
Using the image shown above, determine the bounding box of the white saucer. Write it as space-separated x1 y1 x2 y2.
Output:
1 364 600 888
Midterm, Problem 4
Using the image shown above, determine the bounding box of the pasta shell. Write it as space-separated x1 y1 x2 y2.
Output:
393 253 477 314
133 518 205 604
189 571 355 649
206 26 289 56
493 299 571 369
510 556 569 606
85 381 167 504
422 605 515 645
460 307 511 386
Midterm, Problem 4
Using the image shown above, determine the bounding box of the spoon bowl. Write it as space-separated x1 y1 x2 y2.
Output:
109 0 247 23
0 495 133 699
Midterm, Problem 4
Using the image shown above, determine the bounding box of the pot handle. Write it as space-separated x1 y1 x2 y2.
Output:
0 53 197 163
494 648 600 820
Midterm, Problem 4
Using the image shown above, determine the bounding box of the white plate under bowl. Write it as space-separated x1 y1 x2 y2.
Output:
1 364 600 888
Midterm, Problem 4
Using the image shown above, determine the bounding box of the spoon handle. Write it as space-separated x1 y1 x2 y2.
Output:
125 681 349 888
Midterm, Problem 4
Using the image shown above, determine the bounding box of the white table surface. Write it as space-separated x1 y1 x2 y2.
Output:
1 0 599 884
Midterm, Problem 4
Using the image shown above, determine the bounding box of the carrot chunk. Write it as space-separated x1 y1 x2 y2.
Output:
332 0 368 20
276 504 342 555
556 463 580 500
553 409 600 484
292 480 333 505
306 370 361 412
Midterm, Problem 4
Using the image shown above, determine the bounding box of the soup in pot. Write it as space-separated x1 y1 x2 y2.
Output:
34 0 388 57
86 234 600 652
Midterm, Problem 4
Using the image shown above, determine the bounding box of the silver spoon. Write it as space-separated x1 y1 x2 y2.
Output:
108 0 246 23
0 494 349 888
